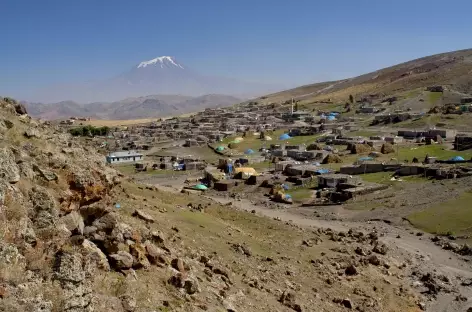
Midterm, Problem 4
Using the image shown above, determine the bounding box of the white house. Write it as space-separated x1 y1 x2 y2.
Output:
106 151 143 164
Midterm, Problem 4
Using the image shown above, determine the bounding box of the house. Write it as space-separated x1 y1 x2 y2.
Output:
317 174 358 188
106 151 143 164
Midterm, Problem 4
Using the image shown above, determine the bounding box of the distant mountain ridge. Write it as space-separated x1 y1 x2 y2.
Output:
23 94 243 120
28 56 280 103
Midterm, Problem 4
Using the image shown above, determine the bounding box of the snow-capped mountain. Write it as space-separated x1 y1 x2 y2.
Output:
28 56 281 103
137 56 184 69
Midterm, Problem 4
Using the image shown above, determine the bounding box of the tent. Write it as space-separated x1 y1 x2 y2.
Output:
315 168 330 175
327 116 336 121
234 167 258 179
264 136 273 141
358 156 374 162
245 149 255 154
234 137 244 142
216 146 225 152
279 133 291 140
449 156 465 162
193 184 208 190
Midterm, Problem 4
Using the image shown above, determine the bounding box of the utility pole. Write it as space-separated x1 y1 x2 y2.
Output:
291 98 294 115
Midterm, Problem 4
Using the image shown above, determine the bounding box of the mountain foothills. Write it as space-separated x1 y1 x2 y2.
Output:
24 94 243 120
28 56 278 104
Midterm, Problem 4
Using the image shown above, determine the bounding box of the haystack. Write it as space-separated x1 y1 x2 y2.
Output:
350 143 373 154
381 143 395 154
322 154 342 164
307 143 323 151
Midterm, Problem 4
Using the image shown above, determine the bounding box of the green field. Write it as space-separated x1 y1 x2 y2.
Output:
428 91 443 105
407 190 472 236
220 129 322 153
396 144 472 161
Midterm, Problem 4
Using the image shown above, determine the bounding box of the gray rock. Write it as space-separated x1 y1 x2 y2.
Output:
0 147 20 184
110 251 134 270
54 252 85 284
82 239 110 271
33 164 58 182
132 209 154 223
60 211 85 235
24 128 41 139
120 294 137 312
92 213 119 231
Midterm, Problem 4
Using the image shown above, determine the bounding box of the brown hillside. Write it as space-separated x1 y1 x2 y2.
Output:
257 49 472 106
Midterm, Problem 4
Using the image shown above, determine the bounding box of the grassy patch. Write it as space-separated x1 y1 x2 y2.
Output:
397 144 472 161
288 188 314 201
407 190 472 236
348 130 379 138
114 164 190 176
428 92 443 105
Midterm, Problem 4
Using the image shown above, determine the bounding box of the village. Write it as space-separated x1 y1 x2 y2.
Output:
60 86 472 226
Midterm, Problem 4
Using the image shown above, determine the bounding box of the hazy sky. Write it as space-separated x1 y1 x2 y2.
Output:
2 0 472 99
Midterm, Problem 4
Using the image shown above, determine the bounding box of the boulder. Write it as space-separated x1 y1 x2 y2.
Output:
29 186 58 228
279 290 302 311
33 164 58 181
82 239 110 271
120 295 137 312
0 148 20 184
129 243 150 269
132 209 154 223
144 241 168 266
54 252 85 284
109 251 134 270
14 103 27 115
60 211 85 235
368 255 381 266
171 258 187 273
372 243 388 255
24 128 41 139
345 264 358 276
92 213 119 232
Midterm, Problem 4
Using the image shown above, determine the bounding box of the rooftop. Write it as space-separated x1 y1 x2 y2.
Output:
108 150 143 158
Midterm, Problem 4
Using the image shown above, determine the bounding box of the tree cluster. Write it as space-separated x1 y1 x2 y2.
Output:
69 125 110 137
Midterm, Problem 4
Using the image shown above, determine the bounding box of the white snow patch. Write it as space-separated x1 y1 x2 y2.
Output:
137 56 184 69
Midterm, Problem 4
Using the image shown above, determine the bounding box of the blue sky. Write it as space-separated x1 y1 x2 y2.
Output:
2 0 472 99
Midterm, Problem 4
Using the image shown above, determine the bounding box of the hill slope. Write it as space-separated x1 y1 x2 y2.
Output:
256 49 472 106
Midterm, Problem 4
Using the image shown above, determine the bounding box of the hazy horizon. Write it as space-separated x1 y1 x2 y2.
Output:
2 0 472 101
